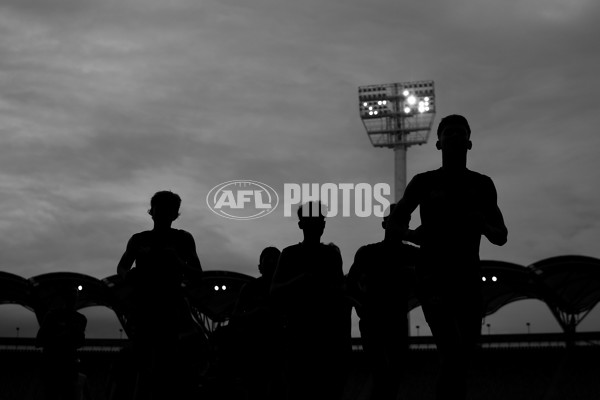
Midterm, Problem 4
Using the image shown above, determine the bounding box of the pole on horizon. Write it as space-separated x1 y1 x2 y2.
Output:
358 80 436 337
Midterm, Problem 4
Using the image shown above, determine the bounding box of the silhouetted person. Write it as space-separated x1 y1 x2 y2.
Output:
117 190 203 400
271 202 351 400
346 204 420 400
231 246 284 400
36 285 89 400
387 115 508 400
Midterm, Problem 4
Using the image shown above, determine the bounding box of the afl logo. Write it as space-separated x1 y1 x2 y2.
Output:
206 180 279 220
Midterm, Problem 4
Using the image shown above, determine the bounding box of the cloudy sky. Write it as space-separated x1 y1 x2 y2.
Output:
1 0 600 337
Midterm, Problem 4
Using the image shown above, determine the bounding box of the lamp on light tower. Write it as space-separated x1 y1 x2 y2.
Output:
358 80 436 201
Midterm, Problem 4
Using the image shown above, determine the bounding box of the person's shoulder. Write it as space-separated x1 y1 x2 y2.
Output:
420 168 441 177
466 169 495 187
411 169 441 184
281 243 302 256
357 241 385 256
283 243 302 251
131 230 151 241
321 242 342 258
466 169 491 180
174 229 195 240
74 311 88 323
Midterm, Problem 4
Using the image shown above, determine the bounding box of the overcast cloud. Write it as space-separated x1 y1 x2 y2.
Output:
1 0 599 336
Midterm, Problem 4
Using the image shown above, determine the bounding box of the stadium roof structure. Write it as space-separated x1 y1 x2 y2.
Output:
479 260 544 316
28 272 114 324
1 256 600 338
0 271 32 311
529 255 600 333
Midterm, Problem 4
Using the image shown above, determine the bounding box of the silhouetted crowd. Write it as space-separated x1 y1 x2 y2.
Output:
35 115 507 400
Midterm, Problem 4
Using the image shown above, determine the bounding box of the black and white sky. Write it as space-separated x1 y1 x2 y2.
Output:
1 0 600 337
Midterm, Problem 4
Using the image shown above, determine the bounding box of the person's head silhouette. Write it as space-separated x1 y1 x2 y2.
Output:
297 202 327 244
258 246 280 278
382 203 403 242
436 115 472 167
148 191 181 228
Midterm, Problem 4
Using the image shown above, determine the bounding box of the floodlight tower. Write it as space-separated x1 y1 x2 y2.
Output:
358 80 436 201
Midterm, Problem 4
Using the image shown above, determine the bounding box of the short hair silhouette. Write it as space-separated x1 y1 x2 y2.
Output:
148 190 181 219
296 201 327 220
436 114 471 138
259 246 281 265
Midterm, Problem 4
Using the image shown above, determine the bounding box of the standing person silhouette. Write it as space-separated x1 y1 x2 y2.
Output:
231 246 284 400
117 190 203 400
387 115 508 400
270 202 350 400
36 285 89 400
346 204 420 400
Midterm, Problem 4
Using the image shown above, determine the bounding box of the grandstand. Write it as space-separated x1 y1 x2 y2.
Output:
1 255 599 399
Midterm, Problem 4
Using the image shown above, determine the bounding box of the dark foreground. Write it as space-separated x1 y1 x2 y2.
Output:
1 346 599 400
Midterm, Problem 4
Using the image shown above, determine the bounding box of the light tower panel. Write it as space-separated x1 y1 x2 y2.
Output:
359 80 436 148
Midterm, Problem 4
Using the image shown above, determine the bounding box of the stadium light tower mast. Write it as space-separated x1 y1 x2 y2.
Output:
358 80 436 201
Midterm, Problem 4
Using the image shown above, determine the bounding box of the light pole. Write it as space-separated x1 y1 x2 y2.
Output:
358 81 436 337
358 81 436 201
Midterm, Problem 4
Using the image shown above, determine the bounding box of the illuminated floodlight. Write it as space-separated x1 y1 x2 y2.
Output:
492 276 498 282
357 80 436 147
482 277 487 282
214 285 219 291
77 285 83 291
222 285 227 290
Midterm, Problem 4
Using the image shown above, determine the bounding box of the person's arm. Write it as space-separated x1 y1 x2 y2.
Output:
232 283 251 317
72 314 87 349
404 225 425 246
180 232 203 280
117 236 136 278
270 248 305 302
346 247 367 297
35 312 52 348
386 175 422 240
346 247 368 316
481 177 508 246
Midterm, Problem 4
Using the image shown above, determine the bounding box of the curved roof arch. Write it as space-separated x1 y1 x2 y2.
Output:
528 255 600 316
0 271 33 311
186 270 255 323
480 260 544 316
28 272 114 322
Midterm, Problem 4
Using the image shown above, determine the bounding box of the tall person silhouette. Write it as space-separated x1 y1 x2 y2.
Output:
117 190 203 400
346 204 419 400
231 246 284 400
270 202 350 400
387 115 508 400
